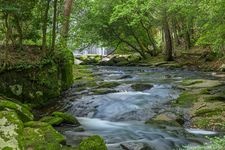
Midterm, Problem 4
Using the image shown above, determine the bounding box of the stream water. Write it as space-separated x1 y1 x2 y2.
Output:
58 66 220 150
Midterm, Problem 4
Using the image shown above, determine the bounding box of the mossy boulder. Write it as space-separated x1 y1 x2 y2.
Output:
40 116 64 126
0 49 74 107
0 110 24 150
78 135 107 150
0 100 34 122
131 83 153 91
52 112 80 126
23 123 66 150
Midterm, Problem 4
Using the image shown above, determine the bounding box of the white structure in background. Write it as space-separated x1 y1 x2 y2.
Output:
74 45 111 56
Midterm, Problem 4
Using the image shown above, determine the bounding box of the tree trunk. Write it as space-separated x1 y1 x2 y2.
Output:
51 0 57 52
172 19 180 47
163 12 173 61
185 30 191 50
5 13 15 47
14 15 23 49
61 0 74 47
42 0 51 51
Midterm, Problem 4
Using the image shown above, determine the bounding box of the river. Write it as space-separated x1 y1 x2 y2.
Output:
56 66 220 150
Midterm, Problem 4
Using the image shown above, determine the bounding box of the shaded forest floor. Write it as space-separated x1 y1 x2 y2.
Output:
139 47 225 72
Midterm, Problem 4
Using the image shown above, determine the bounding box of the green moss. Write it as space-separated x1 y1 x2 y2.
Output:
73 65 96 84
0 110 24 150
0 100 34 122
0 49 74 107
24 121 50 128
200 88 211 94
59 50 74 90
204 95 225 102
97 82 120 89
131 83 153 91
52 112 80 126
145 119 181 128
78 135 107 150
23 126 65 150
91 89 117 95
181 79 203 86
172 92 198 107
40 116 64 126
195 108 225 117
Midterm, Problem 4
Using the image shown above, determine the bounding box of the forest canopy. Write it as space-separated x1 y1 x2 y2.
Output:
0 0 224 60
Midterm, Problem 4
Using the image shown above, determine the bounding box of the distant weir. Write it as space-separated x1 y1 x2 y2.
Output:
74 45 113 56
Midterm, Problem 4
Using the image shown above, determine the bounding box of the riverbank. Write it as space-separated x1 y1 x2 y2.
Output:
76 48 225 72
0 47 107 150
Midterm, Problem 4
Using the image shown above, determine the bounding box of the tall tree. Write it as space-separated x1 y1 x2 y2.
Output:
42 0 51 50
51 0 57 51
61 0 74 47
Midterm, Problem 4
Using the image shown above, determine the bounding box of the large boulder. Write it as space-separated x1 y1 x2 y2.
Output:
0 99 34 122
0 110 24 150
23 121 66 150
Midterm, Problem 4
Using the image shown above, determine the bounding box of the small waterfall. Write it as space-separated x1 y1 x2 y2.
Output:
74 45 109 56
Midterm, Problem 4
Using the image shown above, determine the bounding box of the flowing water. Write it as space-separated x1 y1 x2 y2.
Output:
58 66 220 150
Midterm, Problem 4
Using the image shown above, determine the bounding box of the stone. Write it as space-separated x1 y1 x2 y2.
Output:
97 82 120 88
91 88 117 95
23 125 66 150
0 110 24 150
131 83 153 91
52 112 80 126
120 142 152 150
78 135 107 150
219 64 225 72
0 100 34 122
40 116 64 126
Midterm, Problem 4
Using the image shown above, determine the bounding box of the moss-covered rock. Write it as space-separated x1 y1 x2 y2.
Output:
97 82 120 89
40 116 64 126
78 135 107 150
181 79 204 86
0 49 74 107
145 112 183 129
52 112 80 126
0 110 24 150
79 55 102 65
23 125 66 150
172 92 198 107
24 121 51 128
131 83 153 91
91 89 117 95
0 100 34 122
